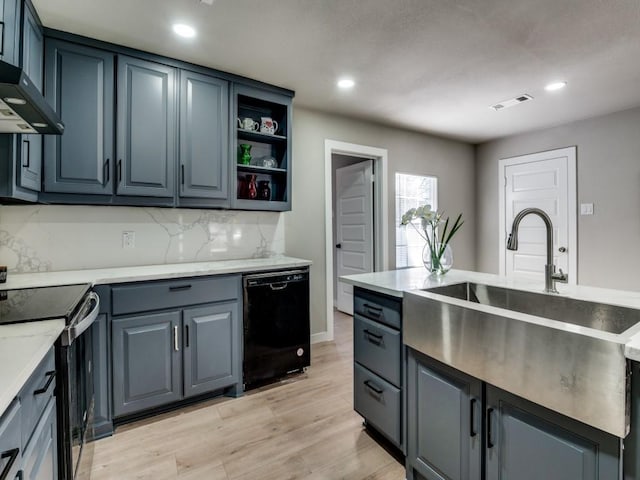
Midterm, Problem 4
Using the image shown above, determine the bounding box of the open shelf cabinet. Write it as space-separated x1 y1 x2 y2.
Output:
232 85 292 211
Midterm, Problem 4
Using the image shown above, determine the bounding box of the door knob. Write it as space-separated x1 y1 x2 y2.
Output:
336 243 342 249
559 247 567 253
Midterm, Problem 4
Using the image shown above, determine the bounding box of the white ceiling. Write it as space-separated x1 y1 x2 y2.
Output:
33 0 640 143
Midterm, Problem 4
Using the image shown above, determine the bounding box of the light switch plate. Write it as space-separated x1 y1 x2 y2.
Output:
580 203 594 215
122 231 135 248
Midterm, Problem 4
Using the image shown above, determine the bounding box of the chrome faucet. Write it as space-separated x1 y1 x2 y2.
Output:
506 207 568 294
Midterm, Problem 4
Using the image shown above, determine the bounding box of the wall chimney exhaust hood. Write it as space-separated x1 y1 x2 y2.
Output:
0 59 64 135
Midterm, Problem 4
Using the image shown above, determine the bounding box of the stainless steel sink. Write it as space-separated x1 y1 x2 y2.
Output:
425 282 640 334
403 283 639 437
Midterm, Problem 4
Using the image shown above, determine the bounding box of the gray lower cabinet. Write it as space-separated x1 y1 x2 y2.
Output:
178 70 229 206
183 302 238 397
406 347 621 480
112 311 182 417
486 385 620 480
406 349 482 480
0 348 57 480
43 39 115 195
353 287 403 451
116 55 176 199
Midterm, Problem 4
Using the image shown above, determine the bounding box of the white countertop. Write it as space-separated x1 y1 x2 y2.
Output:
0 320 65 416
0 255 312 417
341 268 640 361
1 256 312 290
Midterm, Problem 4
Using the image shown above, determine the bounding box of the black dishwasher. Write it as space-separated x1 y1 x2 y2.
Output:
243 268 310 389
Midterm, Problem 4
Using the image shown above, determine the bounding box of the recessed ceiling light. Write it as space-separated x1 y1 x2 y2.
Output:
173 24 196 38
545 81 567 92
337 78 355 89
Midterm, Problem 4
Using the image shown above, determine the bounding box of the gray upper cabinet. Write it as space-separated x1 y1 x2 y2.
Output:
406 350 482 480
183 302 238 398
179 70 229 205
18 2 43 193
116 55 176 198
0 0 20 66
43 40 114 195
112 311 182 417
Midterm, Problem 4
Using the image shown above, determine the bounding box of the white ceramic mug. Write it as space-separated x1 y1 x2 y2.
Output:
237 117 259 131
260 117 279 135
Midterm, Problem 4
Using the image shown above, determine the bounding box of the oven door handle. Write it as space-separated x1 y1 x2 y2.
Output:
62 292 100 346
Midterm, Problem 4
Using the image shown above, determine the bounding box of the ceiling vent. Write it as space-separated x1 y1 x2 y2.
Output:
490 94 533 111
199 0 215 4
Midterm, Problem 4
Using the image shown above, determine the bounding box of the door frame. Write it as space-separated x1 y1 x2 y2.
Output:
498 146 577 284
321 140 388 343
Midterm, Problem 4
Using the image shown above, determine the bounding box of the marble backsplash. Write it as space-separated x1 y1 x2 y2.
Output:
0 205 285 273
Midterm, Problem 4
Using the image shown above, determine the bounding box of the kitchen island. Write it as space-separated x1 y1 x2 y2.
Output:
342 268 640 480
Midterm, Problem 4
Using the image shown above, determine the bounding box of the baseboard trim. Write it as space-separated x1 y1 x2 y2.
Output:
311 331 333 344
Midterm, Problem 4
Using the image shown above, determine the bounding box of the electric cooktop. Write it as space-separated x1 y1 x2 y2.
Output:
0 284 90 326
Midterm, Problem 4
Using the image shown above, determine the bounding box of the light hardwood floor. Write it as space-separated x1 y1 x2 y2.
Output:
89 310 405 479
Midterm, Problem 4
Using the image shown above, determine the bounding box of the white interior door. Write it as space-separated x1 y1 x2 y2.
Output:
500 147 577 284
336 160 374 314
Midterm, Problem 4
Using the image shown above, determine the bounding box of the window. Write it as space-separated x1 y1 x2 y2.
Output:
395 173 438 268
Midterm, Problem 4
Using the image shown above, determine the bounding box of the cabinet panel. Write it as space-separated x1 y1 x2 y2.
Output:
22 3 43 91
43 40 114 194
183 302 238 397
179 70 228 201
407 350 482 480
0 0 20 66
112 311 182 417
22 397 57 480
0 400 21 480
117 55 175 198
485 385 620 480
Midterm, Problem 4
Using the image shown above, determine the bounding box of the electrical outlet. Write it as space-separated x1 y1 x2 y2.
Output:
122 231 135 248
580 203 594 215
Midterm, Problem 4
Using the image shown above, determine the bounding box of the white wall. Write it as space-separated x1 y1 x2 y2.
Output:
475 106 640 291
286 107 476 336
0 205 284 272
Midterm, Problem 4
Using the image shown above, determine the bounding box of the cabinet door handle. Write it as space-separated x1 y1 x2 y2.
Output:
487 407 495 448
363 329 383 345
169 284 192 292
363 379 384 395
34 371 56 395
0 448 19 480
117 159 122 183
104 158 110 186
173 326 179 352
181 164 185 186
469 398 477 437
0 21 5 56
184 324 189 348
21 139 30 168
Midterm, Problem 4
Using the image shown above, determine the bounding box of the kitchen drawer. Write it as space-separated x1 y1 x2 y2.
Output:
112 275 239 315
19 348 55 451
354 363 401 447
0 399 22 480
354 288 401 329
354 314 401 386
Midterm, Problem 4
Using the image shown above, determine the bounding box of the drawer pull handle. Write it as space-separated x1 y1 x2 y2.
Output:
363 329 383 345
169 284 192 292
487 407 495 448
470 398 477 437
0 448 19 480
363 380 384 395
363 303 382 317
34 371 56 396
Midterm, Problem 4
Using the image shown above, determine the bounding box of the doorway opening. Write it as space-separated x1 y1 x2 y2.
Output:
320 140 388 344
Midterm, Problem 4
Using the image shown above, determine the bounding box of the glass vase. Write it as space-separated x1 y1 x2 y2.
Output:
422 242 453 275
